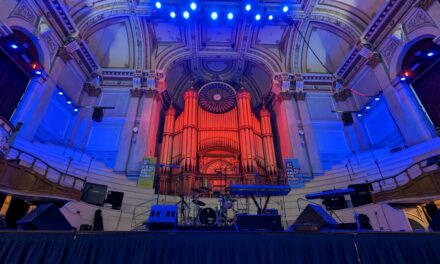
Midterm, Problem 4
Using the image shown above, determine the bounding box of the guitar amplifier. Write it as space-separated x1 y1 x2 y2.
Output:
147 205 177 231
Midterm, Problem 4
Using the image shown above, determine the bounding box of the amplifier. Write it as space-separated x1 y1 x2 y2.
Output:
147 205 177 231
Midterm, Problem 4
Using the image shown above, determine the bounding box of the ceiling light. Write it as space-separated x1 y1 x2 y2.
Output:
357 114 362 117
400 77 407 81
170 11 176 18
58 91 63 95
374 97 380 101
183 11 190 19
227 12 234 20
245 4 251 12
190 2 197 11
74 108 79 112
427 52 435 57
10 43 18 49
155 1 162 9
67 100 72 104
282 6 289 13
366 106 371 110
211 11 218 20
34 70 42 75
255 14 261 21
268 14 274 21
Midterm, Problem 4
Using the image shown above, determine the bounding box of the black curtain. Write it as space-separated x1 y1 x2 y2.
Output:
411 61 440 128
0 49 30 120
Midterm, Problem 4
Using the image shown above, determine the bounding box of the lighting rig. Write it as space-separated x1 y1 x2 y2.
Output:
152 1 292 23
397 46 440 83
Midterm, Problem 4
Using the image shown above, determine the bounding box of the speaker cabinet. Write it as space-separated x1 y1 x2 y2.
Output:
147 205 177 231
16 203 72 230
235 214 283 231
92 108 104 122
342 112 353 126
323 195 347 210
81 183 108 206
106 191 124 210
294 204 338 230
348 184 373 207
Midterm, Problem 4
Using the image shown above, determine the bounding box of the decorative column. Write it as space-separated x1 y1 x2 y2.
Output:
114 88 142 172
181 88 198 194
11 76 46 126
236 88 256 183
260 106 277 182
159 105 176 174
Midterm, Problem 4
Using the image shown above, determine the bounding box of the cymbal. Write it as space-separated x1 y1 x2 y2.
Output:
192 199 206 207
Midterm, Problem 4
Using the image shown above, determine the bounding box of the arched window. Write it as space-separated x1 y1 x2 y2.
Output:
401 38 440 129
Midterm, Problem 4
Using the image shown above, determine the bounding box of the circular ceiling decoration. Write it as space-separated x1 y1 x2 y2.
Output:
199 82 236 113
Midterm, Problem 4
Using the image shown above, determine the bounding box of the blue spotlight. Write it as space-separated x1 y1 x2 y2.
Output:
400 77 407 81
34 70 42 75
282 6 289 13
67 100 72 105
227 12 234 20
268 14 274 21
183 11 190 19
74 108 79 112
357 113 362 117
366 106 371 110
190 2 197 11
10 43 19 49
427 51 435 57
211 11 218 20
245 4 251 12
170 11 176 18
155 1 162 9
374 97 380 101
58 91 64 95
255 14 261 21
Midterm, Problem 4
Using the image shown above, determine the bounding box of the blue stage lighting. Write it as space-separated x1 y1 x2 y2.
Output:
245 4 251 12
74 108 79 112
366 106 371 110
10 43 18 49
268 14 274 21
227 12 234 20
400 77 407 81
58 91 63 95
427 51 435 57
374 97 380 101
357 114 362 117
34 70 42 75
190 2 197 11
282 6 289 13
170 11 176 18
211 11 218 20
155 1 162 9
67 100 72 105
255 14 261 21
183 11 190 19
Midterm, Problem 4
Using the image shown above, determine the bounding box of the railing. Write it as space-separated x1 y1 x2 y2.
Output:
131 196 158 230
6 146 86 191
369 155 440 193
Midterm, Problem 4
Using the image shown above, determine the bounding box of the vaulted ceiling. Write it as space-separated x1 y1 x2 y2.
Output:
62 0 386 106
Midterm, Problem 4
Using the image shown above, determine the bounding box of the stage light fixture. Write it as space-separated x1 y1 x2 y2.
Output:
400 77 407 81
67 100 72 104
366 106 371 110
183 11 190 19
245 4 251 12
282 6 289 13
255 14 261 21
374 97 380 101
427 52 435 57
58 91 63 95
74 108 79 112
190 2 197 11
227 12 234 20
211 11 218 20
357 114 362 117
155 1 162 9
170 11 176 18
268 14 274 21
10 43 18 49
34 70 42 75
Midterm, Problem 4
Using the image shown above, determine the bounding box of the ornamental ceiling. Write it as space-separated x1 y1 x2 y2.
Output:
62 0 385 106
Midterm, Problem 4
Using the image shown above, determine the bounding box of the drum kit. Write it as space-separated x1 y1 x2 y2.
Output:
183 187 238 226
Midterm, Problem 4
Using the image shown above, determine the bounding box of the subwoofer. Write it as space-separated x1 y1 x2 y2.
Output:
235 214 283 231
348 183 373 207
16 203 72 230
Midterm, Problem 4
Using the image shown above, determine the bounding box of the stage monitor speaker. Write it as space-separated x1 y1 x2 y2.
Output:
235 214 283 232
348 183 373 207
16 203 72 230
80 224 92 231
342 112 353 126
323 195 347 210
81 183 108 206
92 108 104 122
294 204 338 230
106 191 124 210
147 205 177 231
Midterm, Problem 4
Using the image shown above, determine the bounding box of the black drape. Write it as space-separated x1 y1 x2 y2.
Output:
412 61 440 128
0 49 30 120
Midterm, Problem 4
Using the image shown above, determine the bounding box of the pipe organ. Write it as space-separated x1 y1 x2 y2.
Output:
158 82 278 195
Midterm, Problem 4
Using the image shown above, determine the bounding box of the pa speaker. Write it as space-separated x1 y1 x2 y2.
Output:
92 108 104 122
348 183 373 207
106 191 124 210
323 195 347 210
294 204 338 230
342 112 353 126
16 203 72 230
235 214 283 231
81 183 108 206
147 205 177 231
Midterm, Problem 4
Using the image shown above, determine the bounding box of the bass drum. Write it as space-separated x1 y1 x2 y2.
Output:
198 207 217 226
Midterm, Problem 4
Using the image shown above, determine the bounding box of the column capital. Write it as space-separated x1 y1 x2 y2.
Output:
415 0 435 10
294 91 307 101
83 83 102 97
366 52 382 68
333 88 352 102
144 89 159 98
130 88 143 97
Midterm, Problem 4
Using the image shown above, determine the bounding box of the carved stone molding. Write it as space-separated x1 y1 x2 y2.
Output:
130 88 142 98
366 52 382 68
144 89 158 98
57 46 72 62
294 91 307 101
333 88 352 102
415 0 435 10
83 83 102 97
279 91 293 101
433 36 440 46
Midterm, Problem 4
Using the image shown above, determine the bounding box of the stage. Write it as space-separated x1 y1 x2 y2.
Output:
0 231 439 264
